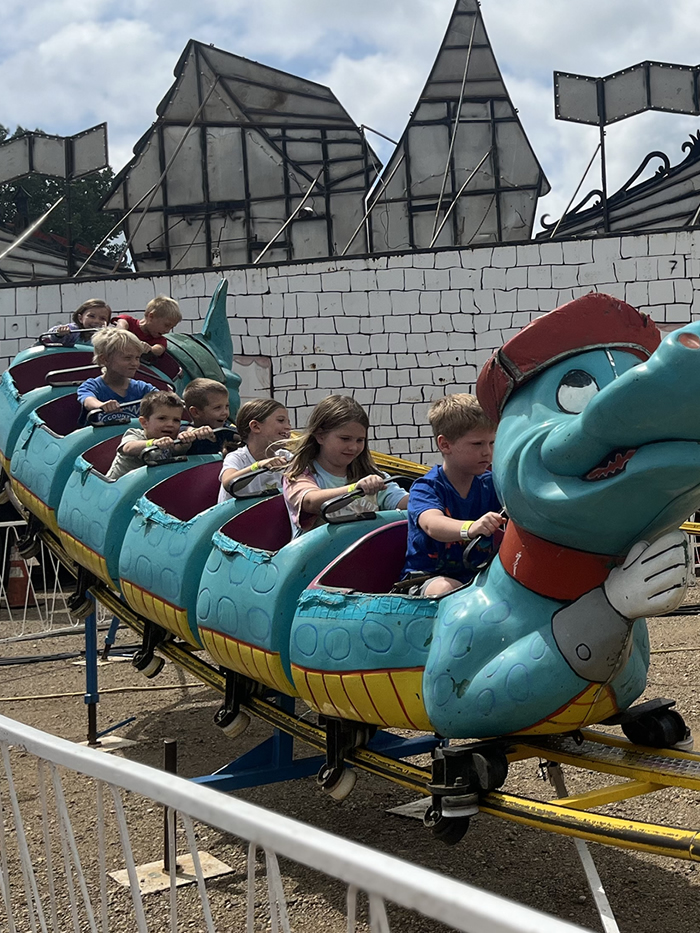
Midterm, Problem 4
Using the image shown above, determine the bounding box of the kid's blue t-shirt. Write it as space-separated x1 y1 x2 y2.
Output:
76 376 157 425
402 465 500 584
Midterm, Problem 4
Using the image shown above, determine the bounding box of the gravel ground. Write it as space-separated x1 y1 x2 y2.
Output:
2 585 700 932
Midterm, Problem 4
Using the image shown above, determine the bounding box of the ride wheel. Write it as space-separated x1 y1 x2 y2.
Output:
621 708 689 748
423 805 470 845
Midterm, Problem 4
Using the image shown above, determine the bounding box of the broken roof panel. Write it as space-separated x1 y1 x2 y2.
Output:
369 0 549 251
102 40 379 271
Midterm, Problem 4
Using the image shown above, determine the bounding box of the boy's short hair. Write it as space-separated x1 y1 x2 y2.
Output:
183 378 228 410
140 390 185 419
145 295 182 324
428 393 495 442
92 327 143 363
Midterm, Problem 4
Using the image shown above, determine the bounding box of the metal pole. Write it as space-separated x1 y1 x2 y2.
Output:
600 125 609 233
83 594 100 747
0 196 65 264
429 149 491 248
340 153 406 257
163 740 180 873
548 763 620 933
253 167 323 264
431 9 478 242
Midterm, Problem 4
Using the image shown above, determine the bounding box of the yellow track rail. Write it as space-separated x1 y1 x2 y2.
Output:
91 579 700 861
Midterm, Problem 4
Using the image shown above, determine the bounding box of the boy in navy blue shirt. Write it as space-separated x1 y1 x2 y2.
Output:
401 394 503 596
77 328 157 426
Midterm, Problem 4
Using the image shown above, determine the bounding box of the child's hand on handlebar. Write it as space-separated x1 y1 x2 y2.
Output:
354 474 386 496
467 511 505 539
100 399 121 413
260 455 288 471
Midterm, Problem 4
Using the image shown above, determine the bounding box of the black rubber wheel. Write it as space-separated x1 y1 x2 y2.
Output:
622 709 687 748
423 805 470 846
213 706 251 738
132 652 164 679
17 538 40 560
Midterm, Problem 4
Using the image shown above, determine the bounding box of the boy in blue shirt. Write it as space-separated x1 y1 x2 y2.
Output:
401 394 504 596
77 329 157 426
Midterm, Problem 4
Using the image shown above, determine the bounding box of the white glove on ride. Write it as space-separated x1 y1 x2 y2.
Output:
604 531 689 619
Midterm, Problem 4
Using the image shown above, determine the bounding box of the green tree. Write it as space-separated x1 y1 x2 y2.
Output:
0 123 124 264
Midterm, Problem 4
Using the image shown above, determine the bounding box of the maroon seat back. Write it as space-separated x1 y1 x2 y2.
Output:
46 365 101 386
34 394 83 437
219 495 292 552
315 521 408 594
11 351 94 394
82 436 122 476
141 351 181 381
136 369 173 390
146 461 222 521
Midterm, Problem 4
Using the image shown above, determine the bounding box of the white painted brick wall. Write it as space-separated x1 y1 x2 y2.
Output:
1 228 699 462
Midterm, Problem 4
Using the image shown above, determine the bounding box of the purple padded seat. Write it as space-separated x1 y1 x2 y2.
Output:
81 436 122 476
313 521 408 594
146 461 222 522
142 351 181 381
219 495 292 552
11 352 94 395
34 395 83 437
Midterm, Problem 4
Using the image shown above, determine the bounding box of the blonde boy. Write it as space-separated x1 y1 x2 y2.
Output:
115 295 182 358
76 329 158 425
106 391 214 481
401 394 503 596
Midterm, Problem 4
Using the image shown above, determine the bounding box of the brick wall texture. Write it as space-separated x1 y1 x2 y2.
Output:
2 230 698 463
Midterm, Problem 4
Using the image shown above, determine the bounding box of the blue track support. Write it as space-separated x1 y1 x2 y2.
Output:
102 615 121 658
83 596 100 745
192 693 441 792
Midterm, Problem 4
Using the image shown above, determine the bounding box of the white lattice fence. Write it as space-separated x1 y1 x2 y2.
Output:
0 715 590 933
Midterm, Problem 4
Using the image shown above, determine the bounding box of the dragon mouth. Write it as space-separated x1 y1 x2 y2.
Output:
584 448 637 482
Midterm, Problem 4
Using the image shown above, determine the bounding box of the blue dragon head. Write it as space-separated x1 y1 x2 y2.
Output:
423 294 698 739
479 293 700 556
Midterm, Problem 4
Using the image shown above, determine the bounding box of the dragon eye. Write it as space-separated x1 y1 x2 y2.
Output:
556 370 599 414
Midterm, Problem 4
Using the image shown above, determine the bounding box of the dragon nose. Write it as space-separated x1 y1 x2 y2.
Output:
678 332 700 349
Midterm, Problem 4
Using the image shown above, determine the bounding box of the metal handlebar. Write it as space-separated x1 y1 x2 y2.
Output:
86 401 141 427
321 475 405 524
38 328 100 343
462 509 508 572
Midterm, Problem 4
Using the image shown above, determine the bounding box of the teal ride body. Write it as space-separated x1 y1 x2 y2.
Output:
1 289 696 743
197 507 407 692
119 471 260 646
0 344 94 466
57 450 221 591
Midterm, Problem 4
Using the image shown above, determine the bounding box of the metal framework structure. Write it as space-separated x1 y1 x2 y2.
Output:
539 132 700 238
368 0 549 252
102 41 380 271
545 60 700 237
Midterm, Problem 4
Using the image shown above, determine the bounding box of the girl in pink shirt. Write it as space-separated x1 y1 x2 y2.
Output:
283 395 408 534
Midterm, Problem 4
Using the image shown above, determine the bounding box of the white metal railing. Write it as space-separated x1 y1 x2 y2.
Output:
0 714 592 933
0 520 72 640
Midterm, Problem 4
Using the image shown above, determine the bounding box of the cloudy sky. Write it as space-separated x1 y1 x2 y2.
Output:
2 0 700 228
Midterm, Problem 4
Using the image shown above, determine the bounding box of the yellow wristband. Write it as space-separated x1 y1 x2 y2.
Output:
347 483 357 494
146 438 155 447
460 521 474 540
249 461 260 472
